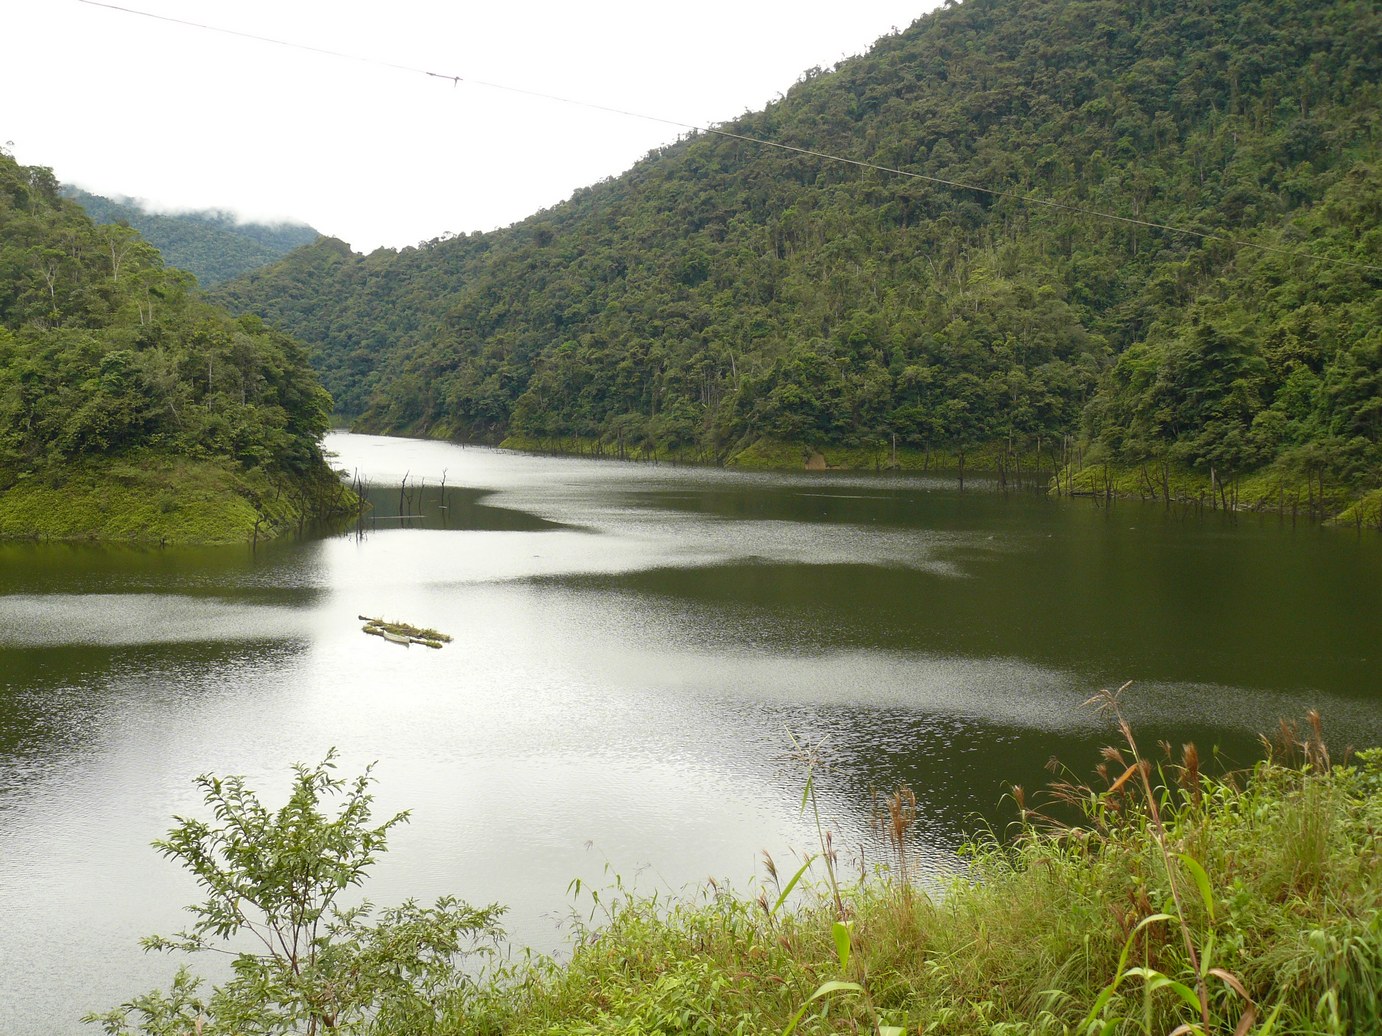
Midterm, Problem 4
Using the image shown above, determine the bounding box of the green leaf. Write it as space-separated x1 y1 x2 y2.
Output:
1178 853 1215 921
1258 1002 1285 1035
780 980 863 1036
1078 914 1175 1032
771 857 816 916
832 920 852 971
1127 967 1203 1016
808 979 863 1000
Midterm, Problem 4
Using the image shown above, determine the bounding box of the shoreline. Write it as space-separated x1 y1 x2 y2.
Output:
488 432 1380 526
0 454 358 546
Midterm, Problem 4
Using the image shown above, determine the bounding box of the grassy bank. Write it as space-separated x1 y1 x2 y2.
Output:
496 433 721 466
724 439 1053 480
93 709 1380 1036
487 433 1380 524
1333 488 1382 529
1058 461 1379 528
496 434 1056 483
453 715 1379 1036
0 453 357 545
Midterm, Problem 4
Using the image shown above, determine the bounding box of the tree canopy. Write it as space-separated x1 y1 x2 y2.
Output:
0 148 335 487
215 0 1380 501
64 188 319 287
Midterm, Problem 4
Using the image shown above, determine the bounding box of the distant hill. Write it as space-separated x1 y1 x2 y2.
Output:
215 0 1380 515
63 188 319 286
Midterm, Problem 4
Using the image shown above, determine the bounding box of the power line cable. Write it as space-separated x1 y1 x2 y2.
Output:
76 0 1381 273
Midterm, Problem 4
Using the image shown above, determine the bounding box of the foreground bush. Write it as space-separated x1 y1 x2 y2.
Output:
88 751 504 1036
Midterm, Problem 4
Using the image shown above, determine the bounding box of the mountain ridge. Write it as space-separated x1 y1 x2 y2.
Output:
213 0 1380 513
64 187 319 286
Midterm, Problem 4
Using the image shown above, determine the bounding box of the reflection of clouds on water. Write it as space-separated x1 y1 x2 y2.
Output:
631 513 977 576
315 431 1015 585
309 519 979 592
1109 678 1382 745
607 515 980 579
0 594 312 646
599 647 1090 732
596 644 1382 745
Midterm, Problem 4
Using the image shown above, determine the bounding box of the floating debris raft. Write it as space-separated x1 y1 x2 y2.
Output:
358 615 453 650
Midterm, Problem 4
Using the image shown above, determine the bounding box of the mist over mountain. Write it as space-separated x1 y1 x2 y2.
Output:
65 187 318 286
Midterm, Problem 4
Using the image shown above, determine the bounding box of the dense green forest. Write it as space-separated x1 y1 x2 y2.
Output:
0 148 350 542
215 0 1380 514
63 187 318 286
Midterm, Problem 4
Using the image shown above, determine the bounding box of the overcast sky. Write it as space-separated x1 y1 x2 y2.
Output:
4 1 938 251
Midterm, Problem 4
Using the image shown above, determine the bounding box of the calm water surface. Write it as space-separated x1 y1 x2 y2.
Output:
2 433 1379 1033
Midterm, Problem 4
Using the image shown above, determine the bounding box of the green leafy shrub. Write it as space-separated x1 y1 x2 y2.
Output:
87 751 503 1036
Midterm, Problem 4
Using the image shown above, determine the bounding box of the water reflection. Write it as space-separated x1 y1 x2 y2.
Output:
0 433 1378 1035
0 640 307 795
354 484 571 533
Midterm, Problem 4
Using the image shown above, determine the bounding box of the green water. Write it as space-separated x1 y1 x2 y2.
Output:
2 433 1378 1034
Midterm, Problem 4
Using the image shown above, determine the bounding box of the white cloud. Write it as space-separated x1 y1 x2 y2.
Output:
6 0 935 249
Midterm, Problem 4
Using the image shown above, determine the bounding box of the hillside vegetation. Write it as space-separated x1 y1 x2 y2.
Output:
0 149 351 543
215 0 1380 515
64 188 319 286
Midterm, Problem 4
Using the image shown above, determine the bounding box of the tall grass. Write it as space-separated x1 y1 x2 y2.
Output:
445 709 1380 1036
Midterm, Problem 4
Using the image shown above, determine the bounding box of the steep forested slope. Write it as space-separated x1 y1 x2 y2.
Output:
0 150 351 542
64 188 319 286
217 233 480 417
216 0 1380 509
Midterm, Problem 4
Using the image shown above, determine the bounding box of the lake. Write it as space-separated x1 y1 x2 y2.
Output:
1 432 1379 1033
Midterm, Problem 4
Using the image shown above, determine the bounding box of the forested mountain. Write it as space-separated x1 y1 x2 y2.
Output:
0 149 350 541
64 188 319 286
215 0 1380 511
